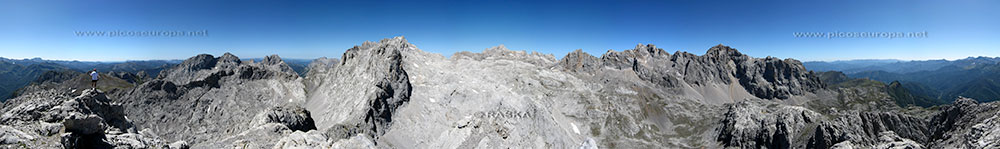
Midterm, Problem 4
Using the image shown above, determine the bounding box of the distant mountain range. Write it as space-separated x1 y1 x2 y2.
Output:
0 57 314 101
815 71 945 107
805 57 1000 104
804 57 1000 74
0 60 70 100
0 57 182 77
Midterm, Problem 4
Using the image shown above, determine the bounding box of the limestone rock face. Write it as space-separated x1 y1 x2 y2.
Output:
302 57 339 92
0 89 169 148
251 105 317 132
559 44 823 100
807 111 930 148
873 131 924 149
304 37 412 138
800 97 1000 148
557 49 601 73
716 101 821 148
114 52 307 148
926 97 1000 148
274 131 376 149
302 37 828 148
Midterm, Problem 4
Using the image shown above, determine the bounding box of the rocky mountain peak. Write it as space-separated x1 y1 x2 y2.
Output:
155 52 301 86
452 44 556 66
557 49 601 72
261 54 296 74
344 36 415 64
178 54 217 71
633 44 669 57
262 55 284 65
217 52 242 67
158 54 222 84
379 36 411 47
599 44 669 61
483 44 510 54
704 44 746 60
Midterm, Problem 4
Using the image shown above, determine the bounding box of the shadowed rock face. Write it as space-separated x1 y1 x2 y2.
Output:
304 37 412 138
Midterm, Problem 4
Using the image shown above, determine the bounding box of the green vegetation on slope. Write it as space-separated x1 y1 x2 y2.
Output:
886 81 945 107
0 61 71 101
850 62 1000 103
816 71 943 108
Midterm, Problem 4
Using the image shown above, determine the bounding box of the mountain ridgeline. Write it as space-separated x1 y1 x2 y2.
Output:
806 57 1000 104
0 57 315 102
2 37 998 148
0 59 179 101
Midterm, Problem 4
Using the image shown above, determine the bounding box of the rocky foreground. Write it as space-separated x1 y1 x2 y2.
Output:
2 36 999 148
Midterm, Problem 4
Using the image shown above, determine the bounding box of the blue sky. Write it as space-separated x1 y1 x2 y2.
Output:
1 0 998 61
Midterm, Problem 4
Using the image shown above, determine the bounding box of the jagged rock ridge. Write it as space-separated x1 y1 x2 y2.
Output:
559 44 823 100
3 36 999 149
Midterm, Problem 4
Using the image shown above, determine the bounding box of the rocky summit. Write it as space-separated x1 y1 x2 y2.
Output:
1 36 999 148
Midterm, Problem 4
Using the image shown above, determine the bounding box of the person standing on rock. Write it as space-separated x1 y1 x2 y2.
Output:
90 68 99 89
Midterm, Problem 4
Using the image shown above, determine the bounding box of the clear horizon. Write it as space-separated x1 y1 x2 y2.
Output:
2 0 998 62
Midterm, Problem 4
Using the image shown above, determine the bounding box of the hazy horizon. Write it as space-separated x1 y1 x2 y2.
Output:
2 0 998 62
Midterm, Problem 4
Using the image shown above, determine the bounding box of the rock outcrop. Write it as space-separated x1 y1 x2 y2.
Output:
251 105 317 132
114 53 308 148
0 89 180 148
717 101 821 148
926 97 1000 148
807 111 929 148
800 97 1000 148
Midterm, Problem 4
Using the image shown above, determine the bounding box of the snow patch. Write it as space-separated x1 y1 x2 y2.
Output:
571 123 580 134
616 87 637 95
